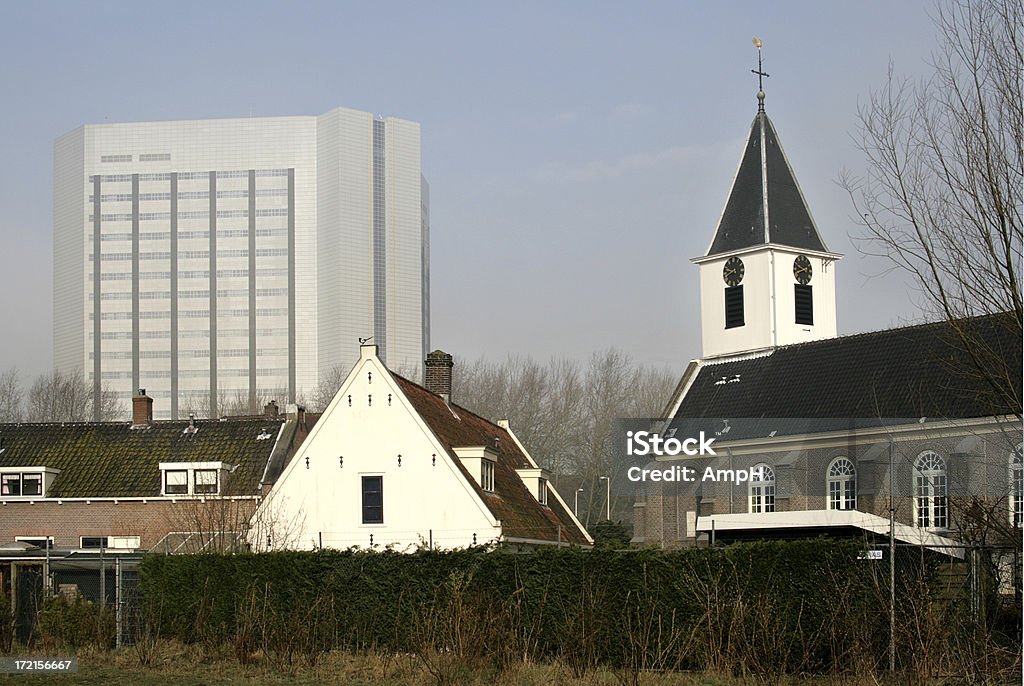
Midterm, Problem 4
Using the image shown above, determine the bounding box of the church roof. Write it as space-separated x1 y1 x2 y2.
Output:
706 103 828 256
673 312 1021 421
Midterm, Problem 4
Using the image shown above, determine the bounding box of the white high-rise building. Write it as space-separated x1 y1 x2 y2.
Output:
54 107 429 419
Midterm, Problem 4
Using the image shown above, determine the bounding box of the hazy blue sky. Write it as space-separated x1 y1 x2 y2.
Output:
0 1 941 379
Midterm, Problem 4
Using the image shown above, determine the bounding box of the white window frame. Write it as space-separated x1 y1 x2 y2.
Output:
538 478 548 506
827 457 857 511
193 469 219 495
163 469 188 495
481 460 495 493
1 471 46 498
80 536 110 549
749 464 775 513
1011 444 1022 529
159 462 226 496
914 451 948 529
15 535 53 550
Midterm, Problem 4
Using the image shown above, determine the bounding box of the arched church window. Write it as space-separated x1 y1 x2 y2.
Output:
914 451 948 529
748 463 775 513
827 457 856 511
1011 444 1023 528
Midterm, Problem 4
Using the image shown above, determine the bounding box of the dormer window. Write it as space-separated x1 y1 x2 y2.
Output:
515 467 554 507
0 468 59 498
160 462 225 496
194 469 219 494
164 470 188 495
453 446 500 492
2 474 23 496
481 460 495 492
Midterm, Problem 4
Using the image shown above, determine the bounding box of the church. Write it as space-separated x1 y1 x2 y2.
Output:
630 85 1022 554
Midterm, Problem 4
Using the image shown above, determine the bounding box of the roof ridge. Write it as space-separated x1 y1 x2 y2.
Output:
389 371 512 437
771 311 1013 353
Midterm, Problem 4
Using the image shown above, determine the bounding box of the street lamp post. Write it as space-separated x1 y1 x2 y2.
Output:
599 476 610 521
574 487 584 518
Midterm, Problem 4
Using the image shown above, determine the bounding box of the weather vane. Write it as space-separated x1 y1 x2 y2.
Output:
751 36 769 110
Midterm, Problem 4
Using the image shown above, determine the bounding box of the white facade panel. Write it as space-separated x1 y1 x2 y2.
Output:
54 108 428 419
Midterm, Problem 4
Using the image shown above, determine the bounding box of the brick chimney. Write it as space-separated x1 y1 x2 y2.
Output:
132 389 153 427
424 350 454 402
264 400 279 417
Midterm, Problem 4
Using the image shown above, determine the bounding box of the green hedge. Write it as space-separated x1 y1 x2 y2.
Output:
140 540 889 674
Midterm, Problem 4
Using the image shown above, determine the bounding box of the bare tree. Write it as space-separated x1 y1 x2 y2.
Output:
26 369 122 422
842 0 1022 416
454 349 676 527
0 369 22 422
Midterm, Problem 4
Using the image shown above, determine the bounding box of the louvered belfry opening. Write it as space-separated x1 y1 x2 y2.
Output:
725 286 745 329
795 284 814 325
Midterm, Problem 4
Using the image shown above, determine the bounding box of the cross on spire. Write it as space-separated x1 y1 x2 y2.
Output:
751 37 769 111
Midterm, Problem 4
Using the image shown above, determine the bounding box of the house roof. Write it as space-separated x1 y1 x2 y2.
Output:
0 417 289 498
391 374 590 545
706 107 828 256
674 312 1021 424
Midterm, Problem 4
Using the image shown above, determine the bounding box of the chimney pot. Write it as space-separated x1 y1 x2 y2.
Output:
424 350 454 400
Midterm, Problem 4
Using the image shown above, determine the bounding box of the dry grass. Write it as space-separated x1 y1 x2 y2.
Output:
0 642 915 686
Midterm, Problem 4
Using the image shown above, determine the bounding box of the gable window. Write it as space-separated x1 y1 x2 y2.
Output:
914 451 948 529
748 464 775 513
194 469 219 495
361 475 383 524
538 478 548 506
481 460 495 492
794 284 813 325
827 457 856 511
725 285 744 329
1011 444 1022 528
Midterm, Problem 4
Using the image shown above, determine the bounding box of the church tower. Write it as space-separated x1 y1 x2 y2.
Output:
692 71 842 358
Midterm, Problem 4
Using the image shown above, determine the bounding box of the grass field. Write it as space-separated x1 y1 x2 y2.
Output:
0 644 918 685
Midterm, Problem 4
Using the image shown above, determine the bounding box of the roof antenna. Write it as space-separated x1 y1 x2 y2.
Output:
751 36 769 112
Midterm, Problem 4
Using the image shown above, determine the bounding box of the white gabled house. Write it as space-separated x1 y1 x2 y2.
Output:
253 345 592 551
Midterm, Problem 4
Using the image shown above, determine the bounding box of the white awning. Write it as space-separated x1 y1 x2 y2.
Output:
695 509 964 558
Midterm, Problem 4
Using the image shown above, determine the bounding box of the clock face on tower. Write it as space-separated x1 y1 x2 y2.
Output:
793 255 812 284
723 257 744 287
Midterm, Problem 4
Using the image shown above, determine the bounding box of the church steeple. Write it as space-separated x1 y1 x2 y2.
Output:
692 43 841 359
705 99 828 257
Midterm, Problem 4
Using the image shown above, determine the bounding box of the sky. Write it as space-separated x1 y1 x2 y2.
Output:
0 1 942 380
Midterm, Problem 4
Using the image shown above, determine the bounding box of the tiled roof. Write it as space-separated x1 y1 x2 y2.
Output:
0 417 287 498
707 109 827 256
391 374 590 545
676 313 1021 423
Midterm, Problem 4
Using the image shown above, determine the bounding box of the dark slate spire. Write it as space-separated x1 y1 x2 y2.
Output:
706 98 827 256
